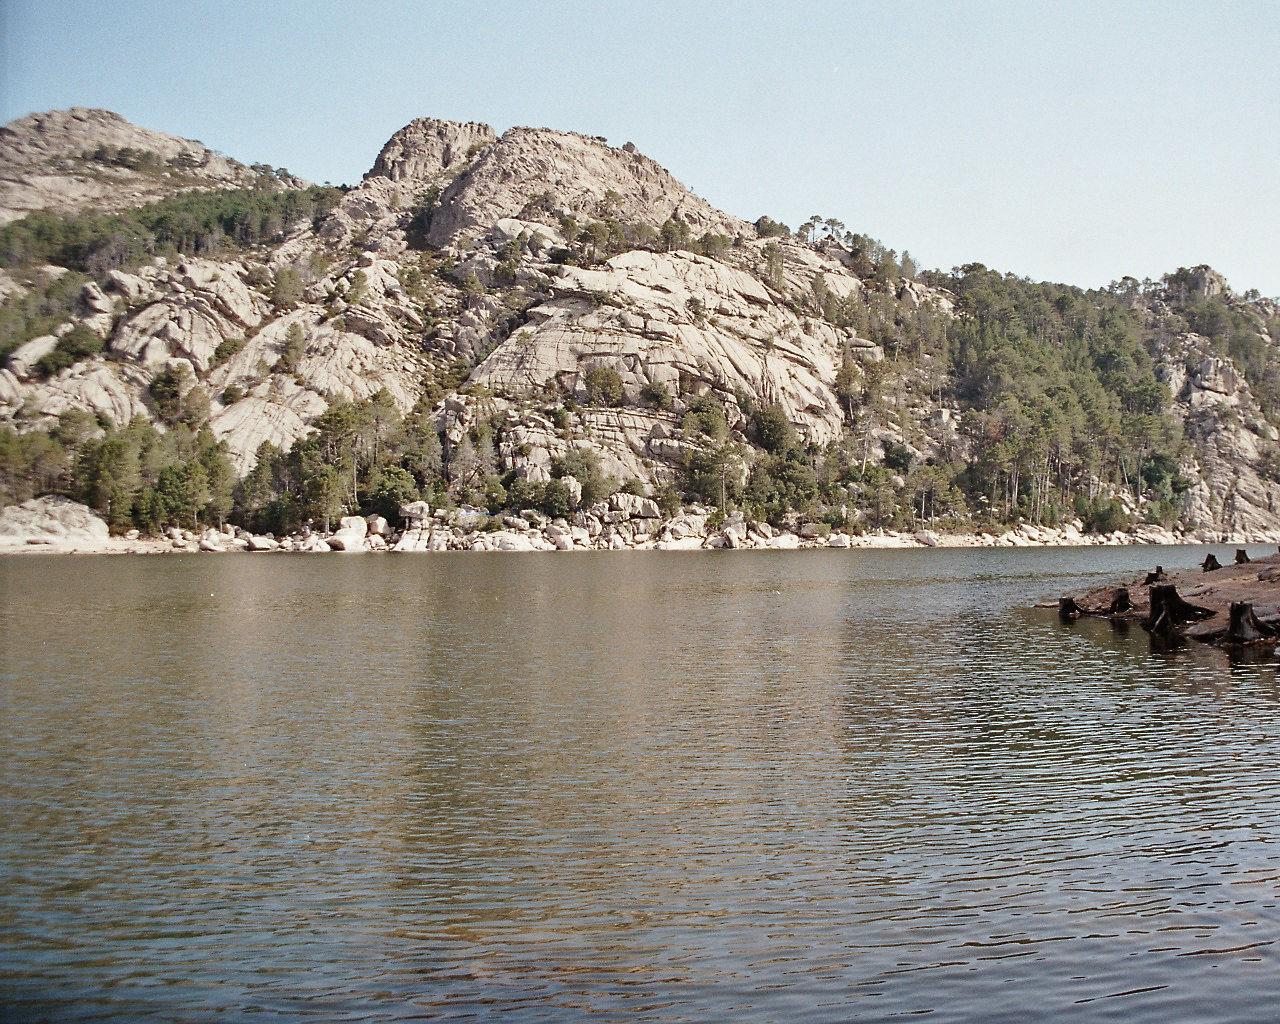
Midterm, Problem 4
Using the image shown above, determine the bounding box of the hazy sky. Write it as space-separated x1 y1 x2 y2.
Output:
3 0 1277 294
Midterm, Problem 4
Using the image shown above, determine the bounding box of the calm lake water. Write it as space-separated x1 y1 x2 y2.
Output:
3 546 1280 1023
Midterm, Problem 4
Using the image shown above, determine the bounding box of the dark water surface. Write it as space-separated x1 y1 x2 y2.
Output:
3 546 1280 1023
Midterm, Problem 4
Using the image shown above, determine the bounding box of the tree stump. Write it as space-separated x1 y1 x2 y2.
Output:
1236 549 1251 565
1227 602 1275 645
1107 588 1133 616
1058 596 1082 622
1144 566 1166 586
1142 583 1214 638
1202 553 1222 572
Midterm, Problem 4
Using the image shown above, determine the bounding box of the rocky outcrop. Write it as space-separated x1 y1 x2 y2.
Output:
0 496 109 546
471 246 880 451
0 107 294 224
425 125 748 247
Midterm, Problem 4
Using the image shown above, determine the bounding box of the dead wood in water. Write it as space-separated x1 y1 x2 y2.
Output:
1057 551 1280 656
1143 583 1214 638
1108 588 1134 616
1227 602 1276 645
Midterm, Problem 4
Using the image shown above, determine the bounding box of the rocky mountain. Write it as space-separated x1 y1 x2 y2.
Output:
1 108 1278 541
0 107 301 225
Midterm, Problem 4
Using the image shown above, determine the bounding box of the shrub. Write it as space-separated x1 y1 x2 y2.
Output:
271 267 303 308
883 440 914 473
366 466 420 520
212 335 245 367
682 394 728 440
583 364 625 406
552 447 616 505
278 322 305 373
1079 497 1131 534
640 380 673 410
752 403 798 455
34 324 103 377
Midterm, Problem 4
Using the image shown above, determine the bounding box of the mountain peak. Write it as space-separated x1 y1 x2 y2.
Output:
0 107 292 224
365 117 497 185
422 121 749 246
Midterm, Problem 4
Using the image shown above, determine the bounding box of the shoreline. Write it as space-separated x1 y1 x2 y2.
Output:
5 495 1279 557
5 528 1280 557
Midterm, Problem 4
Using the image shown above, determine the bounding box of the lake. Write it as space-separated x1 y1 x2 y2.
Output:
2 546 1279 1023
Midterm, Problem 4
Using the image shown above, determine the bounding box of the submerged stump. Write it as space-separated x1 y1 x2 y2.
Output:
1226 602 1278 646
1107 588 1134 616
1054 550 1280 658
1142 583 1214 638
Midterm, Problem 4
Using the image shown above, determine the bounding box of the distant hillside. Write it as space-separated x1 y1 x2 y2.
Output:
1 107 1278 540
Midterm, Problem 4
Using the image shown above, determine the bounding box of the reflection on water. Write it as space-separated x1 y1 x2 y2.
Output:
2 546 1279 1023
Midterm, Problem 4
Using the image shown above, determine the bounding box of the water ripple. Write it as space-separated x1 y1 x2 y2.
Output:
2 545 1279 1022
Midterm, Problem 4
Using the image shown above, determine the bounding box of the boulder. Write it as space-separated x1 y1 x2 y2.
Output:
0 496 110 547
246 534 280 551
365 515 390 536
326 529 368 552
611 492 661 518
6 335 59 379
400 500 431 524
338 515 368 538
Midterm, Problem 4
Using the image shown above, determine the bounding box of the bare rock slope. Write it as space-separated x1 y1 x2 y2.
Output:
0 107 295 224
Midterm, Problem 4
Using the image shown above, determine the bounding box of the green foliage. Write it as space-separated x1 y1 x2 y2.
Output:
551 447 616 505
583 364 625 406
271 267 303 308
149 365 207 426
211 334 245 367
751 404 798 455
34 324 103 377
0 269 91 359
754 216 791 238
0 185 342 275
681 393 728 441
938 264 1185 521
1 415 236 533
657 217 692 252
366 465 420 520
278 322 305 373
680 443 744 508
1077 496 1131 534
640 379 673 410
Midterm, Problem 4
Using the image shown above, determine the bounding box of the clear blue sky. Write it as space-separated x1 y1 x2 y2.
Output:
3 0 1277 294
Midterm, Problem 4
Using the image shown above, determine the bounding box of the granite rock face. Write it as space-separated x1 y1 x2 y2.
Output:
0 496 110 546
0 107 295 224
424 125 748 247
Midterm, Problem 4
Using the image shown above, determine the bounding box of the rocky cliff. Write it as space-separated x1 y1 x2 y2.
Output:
0 107 300 225
1 108 1277 537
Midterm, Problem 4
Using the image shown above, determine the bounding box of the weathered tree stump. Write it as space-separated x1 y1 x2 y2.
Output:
1107 588 1133 616
1144 566 1167 586
1226 602 1276 645
1236 549 1251 565
1202 553 1222 572
1058 596 1082 622
1142 583 1214 638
